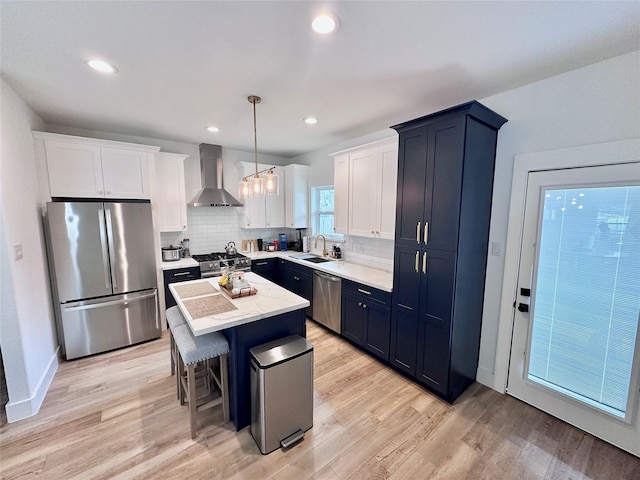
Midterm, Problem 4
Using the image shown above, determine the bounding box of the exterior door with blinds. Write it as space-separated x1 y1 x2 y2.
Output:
507 163 640 456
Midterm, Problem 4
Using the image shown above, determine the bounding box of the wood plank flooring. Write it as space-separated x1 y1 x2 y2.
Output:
1 321 638 479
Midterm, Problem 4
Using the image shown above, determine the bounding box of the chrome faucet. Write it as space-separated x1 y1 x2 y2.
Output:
315 235 328 257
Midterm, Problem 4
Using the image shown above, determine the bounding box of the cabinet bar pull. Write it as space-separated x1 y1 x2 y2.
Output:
424 222 429 245
422 252 427 274
255 261 268 266
416 222 421 243
173 272 190 277
357 288 371 295
415 251 419 273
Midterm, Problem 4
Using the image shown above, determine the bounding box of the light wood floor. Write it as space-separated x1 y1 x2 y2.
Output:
1 321 638 479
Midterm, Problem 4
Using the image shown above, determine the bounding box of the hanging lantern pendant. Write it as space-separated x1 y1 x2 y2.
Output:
238 95 279 199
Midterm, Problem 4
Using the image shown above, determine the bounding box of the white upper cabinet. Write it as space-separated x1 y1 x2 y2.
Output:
284 164 309 229
377 142 399 240
348 147 379 237
333 154 349 235
100 147 151 199
153 152 188 232
332 138 398 239
44 140 104 198
237 162 285 229
34 132 158 200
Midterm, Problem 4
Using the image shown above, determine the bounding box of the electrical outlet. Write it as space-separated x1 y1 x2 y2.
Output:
491 242 503 257
13 243 23 260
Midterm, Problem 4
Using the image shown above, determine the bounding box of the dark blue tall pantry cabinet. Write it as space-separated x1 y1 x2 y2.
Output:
390 101 507 403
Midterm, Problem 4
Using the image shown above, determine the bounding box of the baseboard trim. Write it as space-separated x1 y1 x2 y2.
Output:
5 346 59 422
476 366 502 393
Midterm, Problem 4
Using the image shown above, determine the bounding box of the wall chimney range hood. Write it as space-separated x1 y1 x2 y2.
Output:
189 144 242 207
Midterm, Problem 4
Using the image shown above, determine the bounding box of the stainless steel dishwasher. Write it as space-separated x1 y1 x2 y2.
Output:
312 270 342 333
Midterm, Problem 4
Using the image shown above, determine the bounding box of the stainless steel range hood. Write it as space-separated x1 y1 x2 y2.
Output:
189 144 242 207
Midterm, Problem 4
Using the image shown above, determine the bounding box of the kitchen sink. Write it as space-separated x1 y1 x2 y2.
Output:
305 257 331 263
291 254 332 263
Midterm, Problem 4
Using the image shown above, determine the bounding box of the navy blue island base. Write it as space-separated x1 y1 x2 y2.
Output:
224 308 307 431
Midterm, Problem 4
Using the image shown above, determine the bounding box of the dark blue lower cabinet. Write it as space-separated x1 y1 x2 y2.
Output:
389 307 418 377
341 280 391 363
251 258 278 283
415 249 455 396
363 301 390 361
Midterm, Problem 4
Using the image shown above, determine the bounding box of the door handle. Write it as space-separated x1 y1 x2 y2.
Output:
416 222 421 243
518 303 529 312
422 252 427 274
105 208 117 289
98 209 111 289
415 251 419 273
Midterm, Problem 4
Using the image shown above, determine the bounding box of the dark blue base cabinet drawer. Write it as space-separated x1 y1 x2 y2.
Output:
251 258 279 283
341 280 391 362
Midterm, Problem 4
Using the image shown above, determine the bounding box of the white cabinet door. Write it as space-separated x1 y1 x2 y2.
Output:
349 148 378 237
284 164 309 228
335 139 398 239
154 152 187 232
377 143 398 240
45 140 103 197
265 166 285 228
333 154 349 235
238 163 266 228
101 147 151 199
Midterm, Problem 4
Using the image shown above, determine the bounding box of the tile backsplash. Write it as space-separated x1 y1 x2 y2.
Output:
160 207 301 254
160 208 394 272
338 235 394 272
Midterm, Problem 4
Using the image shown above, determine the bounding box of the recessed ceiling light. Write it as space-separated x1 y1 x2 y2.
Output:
206 126 220 133
312 14 339 34
86 59 118 74
304 117 318 125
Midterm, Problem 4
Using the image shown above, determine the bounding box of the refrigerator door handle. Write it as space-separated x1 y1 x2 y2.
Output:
64 291 157 312
98 208 112 290
105 208 118 289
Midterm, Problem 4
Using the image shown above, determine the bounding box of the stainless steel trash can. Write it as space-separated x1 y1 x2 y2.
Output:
250 334 313 454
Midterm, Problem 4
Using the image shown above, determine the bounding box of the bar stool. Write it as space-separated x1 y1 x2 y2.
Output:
172 322 230 439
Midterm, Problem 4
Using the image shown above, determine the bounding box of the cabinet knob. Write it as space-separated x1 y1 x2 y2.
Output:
97 190 103 194
358 301 362 307
362 304 367 309
105 191 111 195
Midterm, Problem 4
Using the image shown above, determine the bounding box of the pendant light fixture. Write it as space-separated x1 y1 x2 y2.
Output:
238 95 279 199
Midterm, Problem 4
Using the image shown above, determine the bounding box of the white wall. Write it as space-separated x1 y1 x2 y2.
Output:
477 50 640 390
0 78 59 421
292 50 640 393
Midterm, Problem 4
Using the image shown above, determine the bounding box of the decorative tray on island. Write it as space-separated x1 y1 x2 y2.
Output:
220 284 258 299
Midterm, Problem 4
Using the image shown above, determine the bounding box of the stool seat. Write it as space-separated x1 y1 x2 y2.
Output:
166 305 186 329
172 325 229 365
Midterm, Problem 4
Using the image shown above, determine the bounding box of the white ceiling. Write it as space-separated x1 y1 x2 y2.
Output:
2 1 639 157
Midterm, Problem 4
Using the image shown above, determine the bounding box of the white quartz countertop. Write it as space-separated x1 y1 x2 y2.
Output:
162 250 393 292
246 250 394 292
160 257 198 270
169 272 310 336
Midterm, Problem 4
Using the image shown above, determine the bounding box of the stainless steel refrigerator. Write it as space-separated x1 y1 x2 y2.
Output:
45 201 160 359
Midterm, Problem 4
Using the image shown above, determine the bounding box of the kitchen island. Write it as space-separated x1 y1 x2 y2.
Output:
169 272 309 430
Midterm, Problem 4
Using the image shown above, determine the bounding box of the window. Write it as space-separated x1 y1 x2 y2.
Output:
312 186 343 239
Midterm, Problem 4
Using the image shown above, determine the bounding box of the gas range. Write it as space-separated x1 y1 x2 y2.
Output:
192 252 252 278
